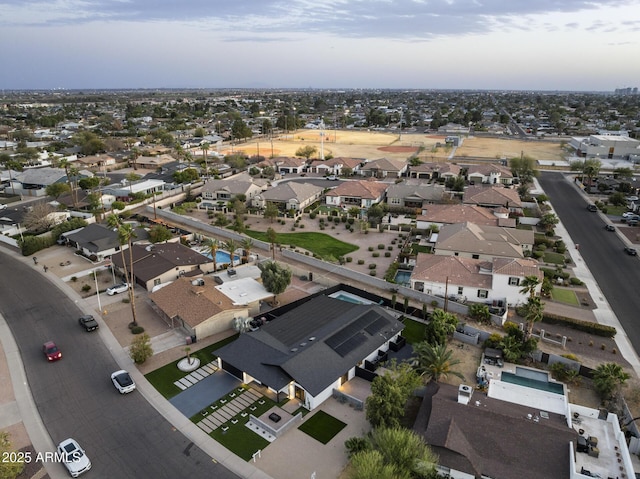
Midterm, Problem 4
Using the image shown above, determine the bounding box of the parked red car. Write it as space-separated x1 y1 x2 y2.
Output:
43 341 62 361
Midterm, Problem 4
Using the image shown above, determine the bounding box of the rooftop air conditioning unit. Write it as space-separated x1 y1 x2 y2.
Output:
458 384 473 405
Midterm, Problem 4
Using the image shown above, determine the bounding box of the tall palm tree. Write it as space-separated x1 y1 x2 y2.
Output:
412 342 464 384
224 239 238 268
107 214 139 327
201 142 210 178
204 237 220 272
521 295 544 340
519 275 541 299
241 237 254 263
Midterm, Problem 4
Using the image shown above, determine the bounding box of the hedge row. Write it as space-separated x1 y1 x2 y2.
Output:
541 312 616 338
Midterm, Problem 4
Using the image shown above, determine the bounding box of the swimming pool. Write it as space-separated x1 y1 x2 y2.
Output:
329 291 378 305
199 249 240 265
394 270 412 286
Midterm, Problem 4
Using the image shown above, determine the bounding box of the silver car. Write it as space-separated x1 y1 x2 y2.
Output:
106 282 129 295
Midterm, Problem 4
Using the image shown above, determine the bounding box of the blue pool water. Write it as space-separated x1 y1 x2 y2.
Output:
329 292 376 305
394 270 412 285
200 250 240 264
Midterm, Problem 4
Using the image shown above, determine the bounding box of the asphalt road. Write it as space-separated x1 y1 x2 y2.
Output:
0 250 239 479
538 171 640 351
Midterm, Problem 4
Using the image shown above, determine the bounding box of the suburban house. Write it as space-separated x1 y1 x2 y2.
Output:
410 254 542 305
325 180 388 209
134 154 177 170
307 157 363 176
215 294 405 410
360 158 408 178
9 167 93 198
258 157 307 175
65 223 123 261
414 374 632 479
463 185 523 214
198 179 263 211
385 181 446 210
148 276 250 340
110 242 214 291
466 163 515 185
417 204 516 230
104 178 165 202
407 162 462 180
74 154 118 170
252 182 323 213
432 222 534 260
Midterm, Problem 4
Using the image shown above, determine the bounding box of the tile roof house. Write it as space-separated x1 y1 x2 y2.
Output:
385 181 446 210
65 223 123 261
149 276 249 340
110 242 213 291
463 185 523 213
215 295 405 410
414 382 576 479
408 162 462 180
258 156 307 174
325 179 388 209
198 179 263 211
417 204 516 229
433 222 534 260
10 167 93 198
252 182 323 213
466 163 515 185
410 254 542 305
360 158 408 178
74 154 117 169
307 157 363 175
134 154 177 170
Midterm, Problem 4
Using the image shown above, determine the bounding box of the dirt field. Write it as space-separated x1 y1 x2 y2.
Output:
218 130 568 163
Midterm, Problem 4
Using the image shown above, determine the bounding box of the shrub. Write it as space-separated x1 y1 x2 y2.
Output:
377 244 385 250
81 284 91 292
346 256 353 262
561 353 580 362
368 264 376 270
357 259 365 265
71 276 78 282
131 325 145 335
372 252 380 257
368 246 374 251
388 246 393 251
129 333 153 364
542 312 616 338
384 252 391 257
569 277 584 286
309 212 317 219
369 270 377 276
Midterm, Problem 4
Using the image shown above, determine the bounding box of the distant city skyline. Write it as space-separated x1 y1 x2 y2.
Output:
1 0 639 91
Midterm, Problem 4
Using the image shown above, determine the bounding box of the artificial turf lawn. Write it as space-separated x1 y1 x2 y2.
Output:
297 410 346 444
144 334 238 399
400 318 426 345
246 230 358 259
551 288 579 306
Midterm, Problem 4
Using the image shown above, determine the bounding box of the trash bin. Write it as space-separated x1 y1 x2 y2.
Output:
309 272 313 281
186 336 192 345
191 335 197 344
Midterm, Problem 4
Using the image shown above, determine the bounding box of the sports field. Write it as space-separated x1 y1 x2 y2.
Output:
219 129 567 162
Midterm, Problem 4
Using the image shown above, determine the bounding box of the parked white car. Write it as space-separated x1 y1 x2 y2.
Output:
57 438 91 477
111 370 136 394
106 282 129 296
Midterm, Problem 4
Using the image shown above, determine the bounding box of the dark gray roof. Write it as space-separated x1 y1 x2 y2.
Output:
216 296 404 396
66 223 120 253
414 383 575 479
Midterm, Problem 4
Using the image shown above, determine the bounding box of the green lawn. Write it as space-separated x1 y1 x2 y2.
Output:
191 389 277 461
400 318 426 344
246 230 358 260
551 288 580 306
144 334 238 399
543 251 566 265
298 410 346 444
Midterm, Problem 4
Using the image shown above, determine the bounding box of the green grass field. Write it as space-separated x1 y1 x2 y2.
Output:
543 251 566 265
550 288 579 306
246 230 358 259
297 410 346 444
401 318 427 344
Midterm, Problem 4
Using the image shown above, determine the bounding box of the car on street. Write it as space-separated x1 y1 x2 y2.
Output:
57 438 91 477
622 212 636 218
42 341 62 361
587 204 597 212
111 370 136 394
605 225 616 231
106 282 129 295
624 247 638 256
78 315 99 332
326 175 338 181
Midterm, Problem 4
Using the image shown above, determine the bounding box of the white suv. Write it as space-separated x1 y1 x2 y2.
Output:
106 282 129 295
58 438 91 477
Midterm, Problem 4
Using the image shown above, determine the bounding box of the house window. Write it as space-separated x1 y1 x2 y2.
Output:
390 198 401 205
508 277 520 286
154 279 161 286
457 286 463 295
472 254 479 259
477 290 488 298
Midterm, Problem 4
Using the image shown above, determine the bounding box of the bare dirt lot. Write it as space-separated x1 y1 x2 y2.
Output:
218 130 567 163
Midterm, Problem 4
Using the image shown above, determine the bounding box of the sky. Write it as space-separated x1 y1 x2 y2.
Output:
1 0 639 92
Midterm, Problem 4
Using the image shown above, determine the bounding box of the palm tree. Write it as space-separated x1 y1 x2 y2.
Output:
412 342 464 384
519 275 541 299
593 362 631 401
201 142 210 178
521 296 544 340
107 214 139 327
224 239 238 268
241 237 254 263
204 237 220 272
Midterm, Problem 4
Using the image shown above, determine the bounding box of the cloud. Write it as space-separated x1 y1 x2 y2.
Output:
2 0 636 41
